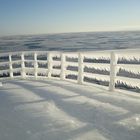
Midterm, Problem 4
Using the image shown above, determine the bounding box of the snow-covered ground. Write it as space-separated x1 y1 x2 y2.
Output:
0 79 140 140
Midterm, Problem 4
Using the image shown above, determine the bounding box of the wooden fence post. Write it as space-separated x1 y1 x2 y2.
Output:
0 82 2 87
78 52 84 84
9 54 13 78
109 52 118 91
21 53 26 79
47 52 52 78
60 53 66 80
34 52 38 79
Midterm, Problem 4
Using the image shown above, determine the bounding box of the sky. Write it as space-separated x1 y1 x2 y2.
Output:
0 0 140 36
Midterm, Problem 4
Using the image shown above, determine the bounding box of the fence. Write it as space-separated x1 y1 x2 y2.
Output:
0 50 140 92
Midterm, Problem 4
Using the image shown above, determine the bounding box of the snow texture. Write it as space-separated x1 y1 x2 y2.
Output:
0 79 140 140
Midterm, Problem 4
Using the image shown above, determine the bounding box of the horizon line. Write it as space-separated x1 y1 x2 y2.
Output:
1 29 140 38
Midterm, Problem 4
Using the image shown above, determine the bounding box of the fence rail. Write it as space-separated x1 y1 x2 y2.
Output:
0 50 140 92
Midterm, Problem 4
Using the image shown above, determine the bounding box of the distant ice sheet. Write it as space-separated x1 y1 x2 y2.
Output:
0 31 140 52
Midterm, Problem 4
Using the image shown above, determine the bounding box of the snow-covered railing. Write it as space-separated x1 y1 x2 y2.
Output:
0 50 140 92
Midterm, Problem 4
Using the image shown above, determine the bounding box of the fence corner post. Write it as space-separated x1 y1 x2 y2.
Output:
109 52 117 91
78 52 84 84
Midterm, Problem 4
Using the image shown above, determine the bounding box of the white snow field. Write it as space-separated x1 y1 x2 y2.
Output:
0 79 140 140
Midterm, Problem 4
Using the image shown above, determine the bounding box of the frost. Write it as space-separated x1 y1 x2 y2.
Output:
0 50 140 93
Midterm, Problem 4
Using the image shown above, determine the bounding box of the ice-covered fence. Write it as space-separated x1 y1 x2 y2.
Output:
0 50 140 92
116 50 140 92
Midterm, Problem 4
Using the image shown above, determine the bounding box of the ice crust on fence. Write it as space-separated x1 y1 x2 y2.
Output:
0 50 140 92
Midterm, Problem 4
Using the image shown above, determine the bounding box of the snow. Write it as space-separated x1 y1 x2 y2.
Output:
0 79 140 140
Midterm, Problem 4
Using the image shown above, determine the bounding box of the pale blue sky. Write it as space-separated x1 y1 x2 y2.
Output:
0 0 140 36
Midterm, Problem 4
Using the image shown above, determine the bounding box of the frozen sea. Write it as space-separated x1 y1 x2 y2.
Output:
0 31 140 52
